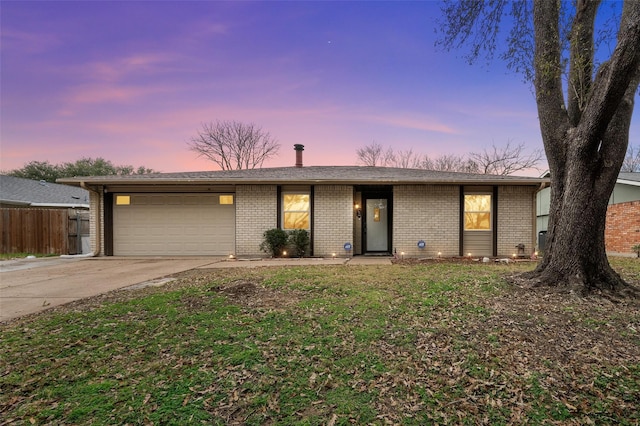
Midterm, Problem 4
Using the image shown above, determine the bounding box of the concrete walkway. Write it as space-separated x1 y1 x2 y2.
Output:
0 256 392 322
201 256 392 268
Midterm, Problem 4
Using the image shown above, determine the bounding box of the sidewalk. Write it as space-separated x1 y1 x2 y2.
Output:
199 256 393 269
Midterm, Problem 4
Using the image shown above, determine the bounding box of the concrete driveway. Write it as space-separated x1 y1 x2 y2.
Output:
0 255 390 323
0 257 222 322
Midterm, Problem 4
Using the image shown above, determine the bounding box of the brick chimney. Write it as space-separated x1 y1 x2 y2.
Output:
294 144 304 168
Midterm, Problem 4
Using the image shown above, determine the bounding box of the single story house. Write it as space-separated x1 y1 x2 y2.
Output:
536 172 640 256
58 147 547 258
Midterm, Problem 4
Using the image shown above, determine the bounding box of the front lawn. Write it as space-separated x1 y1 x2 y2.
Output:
1 259 639 425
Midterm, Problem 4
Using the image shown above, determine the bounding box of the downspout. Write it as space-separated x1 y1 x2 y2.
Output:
62 182 101 258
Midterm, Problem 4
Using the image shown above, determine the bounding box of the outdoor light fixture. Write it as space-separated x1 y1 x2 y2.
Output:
282 250 287 257
354 203 360 209
401 251 405 260
468 253 472 257
332 253 336 258
437 251 442 257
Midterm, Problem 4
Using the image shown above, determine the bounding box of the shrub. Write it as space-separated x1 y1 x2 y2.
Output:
260 228 289 257
288 229 310 257
633 243 640 258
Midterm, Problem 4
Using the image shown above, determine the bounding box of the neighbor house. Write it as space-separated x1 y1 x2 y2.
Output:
0 175 90 254
58 146 547 258
536 172 640 256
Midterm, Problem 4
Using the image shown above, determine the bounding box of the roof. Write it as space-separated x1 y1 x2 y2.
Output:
57 166 548 187
0 175 90 208
618 172 640 185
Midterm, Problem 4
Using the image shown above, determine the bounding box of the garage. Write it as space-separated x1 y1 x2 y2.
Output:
112 193 235 256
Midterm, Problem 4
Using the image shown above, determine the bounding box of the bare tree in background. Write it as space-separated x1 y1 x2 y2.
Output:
421 154 480 173
356 141 395 166
355 141 542 175
189 121 280 170
470 141 543 175
621 144 640 172
392 149 423 168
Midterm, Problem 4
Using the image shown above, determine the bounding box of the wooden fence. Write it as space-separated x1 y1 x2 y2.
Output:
0 208 89 255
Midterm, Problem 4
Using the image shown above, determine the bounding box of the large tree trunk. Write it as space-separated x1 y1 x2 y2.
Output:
523 0 640 296
526 131 630 295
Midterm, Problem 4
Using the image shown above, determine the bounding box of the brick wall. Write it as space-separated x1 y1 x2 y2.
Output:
606 200 640 255
393 185 459 257
236 185 277 256
313 185 353 257
497 186 536 257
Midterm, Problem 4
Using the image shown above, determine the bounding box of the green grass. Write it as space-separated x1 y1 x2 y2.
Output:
1 259 639 425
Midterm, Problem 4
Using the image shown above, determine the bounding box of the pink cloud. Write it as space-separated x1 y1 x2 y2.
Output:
358 113 458 135
1 28 61 53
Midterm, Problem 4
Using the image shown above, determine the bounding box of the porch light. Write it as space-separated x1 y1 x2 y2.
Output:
354 203 360 209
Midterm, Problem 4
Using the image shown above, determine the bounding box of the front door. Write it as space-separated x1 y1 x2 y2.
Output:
365 198 389 252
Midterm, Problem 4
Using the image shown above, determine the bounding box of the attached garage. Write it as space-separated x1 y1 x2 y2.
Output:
112 193 235 256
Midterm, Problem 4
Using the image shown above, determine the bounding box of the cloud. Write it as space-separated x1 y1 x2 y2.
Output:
65 84 169 105
357 113 458 135
81 52 182 82
0 28 61 53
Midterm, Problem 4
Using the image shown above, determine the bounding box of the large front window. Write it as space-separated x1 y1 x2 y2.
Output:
283 193 310 230
464 194 491 230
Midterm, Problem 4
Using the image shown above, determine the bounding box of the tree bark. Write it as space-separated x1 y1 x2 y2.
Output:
524 0 640 296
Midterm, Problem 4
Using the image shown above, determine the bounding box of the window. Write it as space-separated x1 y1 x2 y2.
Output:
116 195 131 205
219 195 234 205
464 194 491 230
283 193 310 230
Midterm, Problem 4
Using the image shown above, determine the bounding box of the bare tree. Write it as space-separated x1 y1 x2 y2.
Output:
189 121 280 170
469 141 544 175
621 144 640 172
356 141 395 166
438 0 640 295
356 141 540 174
391 149 423 168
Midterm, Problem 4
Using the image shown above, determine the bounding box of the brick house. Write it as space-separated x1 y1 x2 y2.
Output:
537 172 640 256
59 146 546 258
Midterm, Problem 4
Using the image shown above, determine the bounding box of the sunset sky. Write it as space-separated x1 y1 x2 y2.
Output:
2 1 637 175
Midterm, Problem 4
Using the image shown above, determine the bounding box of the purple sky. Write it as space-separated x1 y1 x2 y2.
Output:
2 1 635 175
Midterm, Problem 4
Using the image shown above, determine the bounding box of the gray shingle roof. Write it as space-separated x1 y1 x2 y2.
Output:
0 175 90 207
58 166 547 187
618 172 640 183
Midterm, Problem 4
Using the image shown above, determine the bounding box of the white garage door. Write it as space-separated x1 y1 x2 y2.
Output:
113 193 235 256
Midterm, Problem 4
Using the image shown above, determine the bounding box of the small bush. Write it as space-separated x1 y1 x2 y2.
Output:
632 243 640 258
260 228 289 257
288 229 310 257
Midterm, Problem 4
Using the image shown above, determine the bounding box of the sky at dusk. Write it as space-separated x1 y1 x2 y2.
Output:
2 1 637 175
